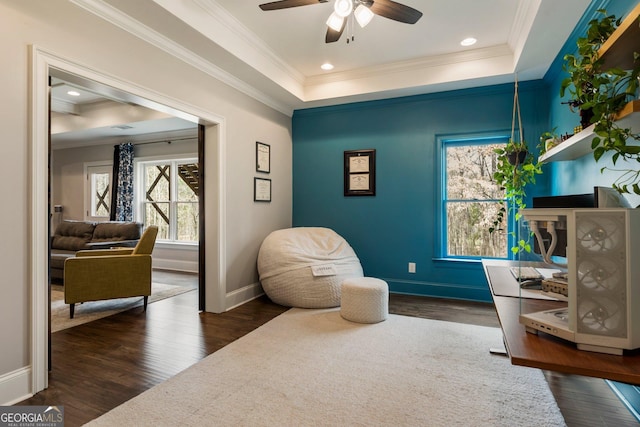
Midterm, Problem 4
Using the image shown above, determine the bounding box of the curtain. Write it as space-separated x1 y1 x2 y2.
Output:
110 142 135 221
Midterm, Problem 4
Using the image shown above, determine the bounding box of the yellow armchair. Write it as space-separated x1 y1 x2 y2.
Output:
63 226 159 318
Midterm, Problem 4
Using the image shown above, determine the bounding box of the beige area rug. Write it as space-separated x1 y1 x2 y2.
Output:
87 308 566 427
51 283 193 332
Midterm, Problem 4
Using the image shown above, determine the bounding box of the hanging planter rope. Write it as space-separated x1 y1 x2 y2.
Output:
508 78 527 166
489 76 542 255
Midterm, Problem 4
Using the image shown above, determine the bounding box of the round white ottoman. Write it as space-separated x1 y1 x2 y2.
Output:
340 277 389 323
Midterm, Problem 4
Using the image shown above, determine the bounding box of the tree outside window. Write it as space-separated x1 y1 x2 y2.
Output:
443 138 508 258
85 163 112 222
140 158 198 242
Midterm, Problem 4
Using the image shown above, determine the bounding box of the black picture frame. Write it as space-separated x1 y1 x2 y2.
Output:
254 177 272 202
256 141 270 173
344 149 376 196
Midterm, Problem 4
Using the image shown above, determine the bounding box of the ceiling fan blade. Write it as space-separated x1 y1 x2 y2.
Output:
259 0 328 11
369 0 423 24
325 20 346 43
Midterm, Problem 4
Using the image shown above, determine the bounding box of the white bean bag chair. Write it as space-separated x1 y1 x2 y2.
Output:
257 227 364 308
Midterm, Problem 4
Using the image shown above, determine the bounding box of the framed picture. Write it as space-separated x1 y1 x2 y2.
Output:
254 177 272 202
344 149 376 196
256 141 270 173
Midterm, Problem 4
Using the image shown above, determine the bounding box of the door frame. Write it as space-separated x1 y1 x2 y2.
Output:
30 45 228 393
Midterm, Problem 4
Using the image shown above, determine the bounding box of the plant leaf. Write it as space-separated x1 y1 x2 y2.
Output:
593 147 605 162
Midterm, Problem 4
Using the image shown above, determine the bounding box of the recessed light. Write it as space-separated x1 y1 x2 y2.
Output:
460 37 477 47
321 62 334 71
67 90 81 97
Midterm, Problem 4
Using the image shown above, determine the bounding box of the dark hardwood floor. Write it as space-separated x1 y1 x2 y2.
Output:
19 271 638 426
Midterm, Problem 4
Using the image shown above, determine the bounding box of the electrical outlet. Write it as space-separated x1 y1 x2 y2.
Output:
408 262 416 273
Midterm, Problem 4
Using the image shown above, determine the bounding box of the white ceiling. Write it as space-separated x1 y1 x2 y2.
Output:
53 0 591 143
50 76 198 148
140 0 591 110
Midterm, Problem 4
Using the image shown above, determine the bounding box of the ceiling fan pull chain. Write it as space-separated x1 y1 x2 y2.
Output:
349 9 355 43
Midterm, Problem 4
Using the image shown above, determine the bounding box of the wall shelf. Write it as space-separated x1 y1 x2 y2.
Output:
541 3 640 163
539 124 595 163
598 2 640 70
540 100 640 163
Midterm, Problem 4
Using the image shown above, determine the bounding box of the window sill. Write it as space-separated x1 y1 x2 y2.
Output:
432 257 483 262
432 257 485 269
154 241 198 251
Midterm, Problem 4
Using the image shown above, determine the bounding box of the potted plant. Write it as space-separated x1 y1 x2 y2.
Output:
560 9 640 194
540 128 561 153
560 10 619 126
490 139 543 254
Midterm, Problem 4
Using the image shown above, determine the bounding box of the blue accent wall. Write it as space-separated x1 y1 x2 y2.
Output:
293 82 550 302
291 0 638 302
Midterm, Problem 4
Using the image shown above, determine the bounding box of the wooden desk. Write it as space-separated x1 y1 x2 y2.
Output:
482 259 640 385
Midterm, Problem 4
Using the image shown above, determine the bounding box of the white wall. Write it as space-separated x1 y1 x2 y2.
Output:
53 144 113 221
0 0 292 404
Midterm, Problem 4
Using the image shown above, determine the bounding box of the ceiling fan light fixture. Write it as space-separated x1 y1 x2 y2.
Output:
326 12 344 31
354 4 373 28
333 0 353 18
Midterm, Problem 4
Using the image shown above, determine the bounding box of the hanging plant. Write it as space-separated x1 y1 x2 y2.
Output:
490 80 543 254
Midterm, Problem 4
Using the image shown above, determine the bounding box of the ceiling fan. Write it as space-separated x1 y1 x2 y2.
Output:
259 0 423 43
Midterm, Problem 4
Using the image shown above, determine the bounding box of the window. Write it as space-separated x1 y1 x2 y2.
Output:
85 163 112 221
137 157 199 243
442 136 508 258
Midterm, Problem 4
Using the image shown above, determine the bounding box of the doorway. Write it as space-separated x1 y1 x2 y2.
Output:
31 46 227 394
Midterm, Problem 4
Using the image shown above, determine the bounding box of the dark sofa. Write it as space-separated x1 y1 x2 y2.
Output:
50 220 142 282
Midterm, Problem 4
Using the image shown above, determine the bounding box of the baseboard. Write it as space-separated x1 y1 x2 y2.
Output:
606 380 640 422
0 366 33 406
152 258 198 273
225 282 265 311
385 278 492 303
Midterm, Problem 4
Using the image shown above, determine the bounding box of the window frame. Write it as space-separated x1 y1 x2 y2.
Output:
134 154 199 245
437 132 515 260
84 161 113 222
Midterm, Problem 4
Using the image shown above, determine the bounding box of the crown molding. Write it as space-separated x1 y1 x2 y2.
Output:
69 0 293 116
191 0 305 86
508 0 541 55
153 0 304 100
302 45 515 103
509 0 547 73
306 44 514 88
